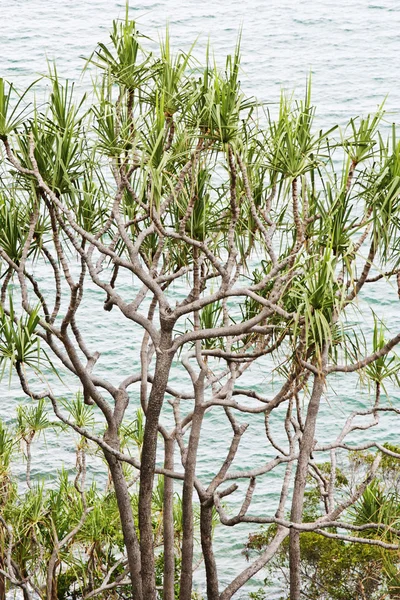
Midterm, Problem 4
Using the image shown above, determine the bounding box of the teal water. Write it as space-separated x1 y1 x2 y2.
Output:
2 0 400 124
2 1 400 597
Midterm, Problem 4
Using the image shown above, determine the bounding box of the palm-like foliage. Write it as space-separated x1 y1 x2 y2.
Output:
0 299 41 379
0 78 35 139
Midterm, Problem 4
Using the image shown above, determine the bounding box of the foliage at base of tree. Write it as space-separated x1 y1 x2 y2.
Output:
246 453 400 600
0 410 204 600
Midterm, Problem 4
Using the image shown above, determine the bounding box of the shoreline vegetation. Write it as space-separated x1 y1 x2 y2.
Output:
1 8 400 600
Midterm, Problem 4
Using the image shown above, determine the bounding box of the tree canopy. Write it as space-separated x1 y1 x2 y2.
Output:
1 11 400 600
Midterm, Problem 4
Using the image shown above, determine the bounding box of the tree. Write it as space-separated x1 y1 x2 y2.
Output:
1 11 400 600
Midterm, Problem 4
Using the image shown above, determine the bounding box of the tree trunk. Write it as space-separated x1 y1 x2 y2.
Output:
289 373 325 600
104 448 143 600
163 437 175 600
0 558 5 600
22 585 30 600
200 500 219 599
139 331 174 600
179 376 205 600
51 564 58 600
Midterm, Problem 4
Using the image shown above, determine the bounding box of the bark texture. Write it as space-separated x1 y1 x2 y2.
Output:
289 374 325 600
200 501 219 599
163 437 176 600
179 389 205 600
139 330 174 600
105 448 143 600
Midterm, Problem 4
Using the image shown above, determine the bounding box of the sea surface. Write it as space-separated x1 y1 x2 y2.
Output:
1 0 400 597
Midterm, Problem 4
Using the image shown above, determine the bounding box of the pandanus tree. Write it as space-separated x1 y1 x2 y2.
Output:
1 11 400 600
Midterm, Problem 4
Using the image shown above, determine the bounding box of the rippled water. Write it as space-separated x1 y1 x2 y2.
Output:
2 0 400 597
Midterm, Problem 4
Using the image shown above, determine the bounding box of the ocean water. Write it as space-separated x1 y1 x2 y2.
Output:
1 0 400 597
